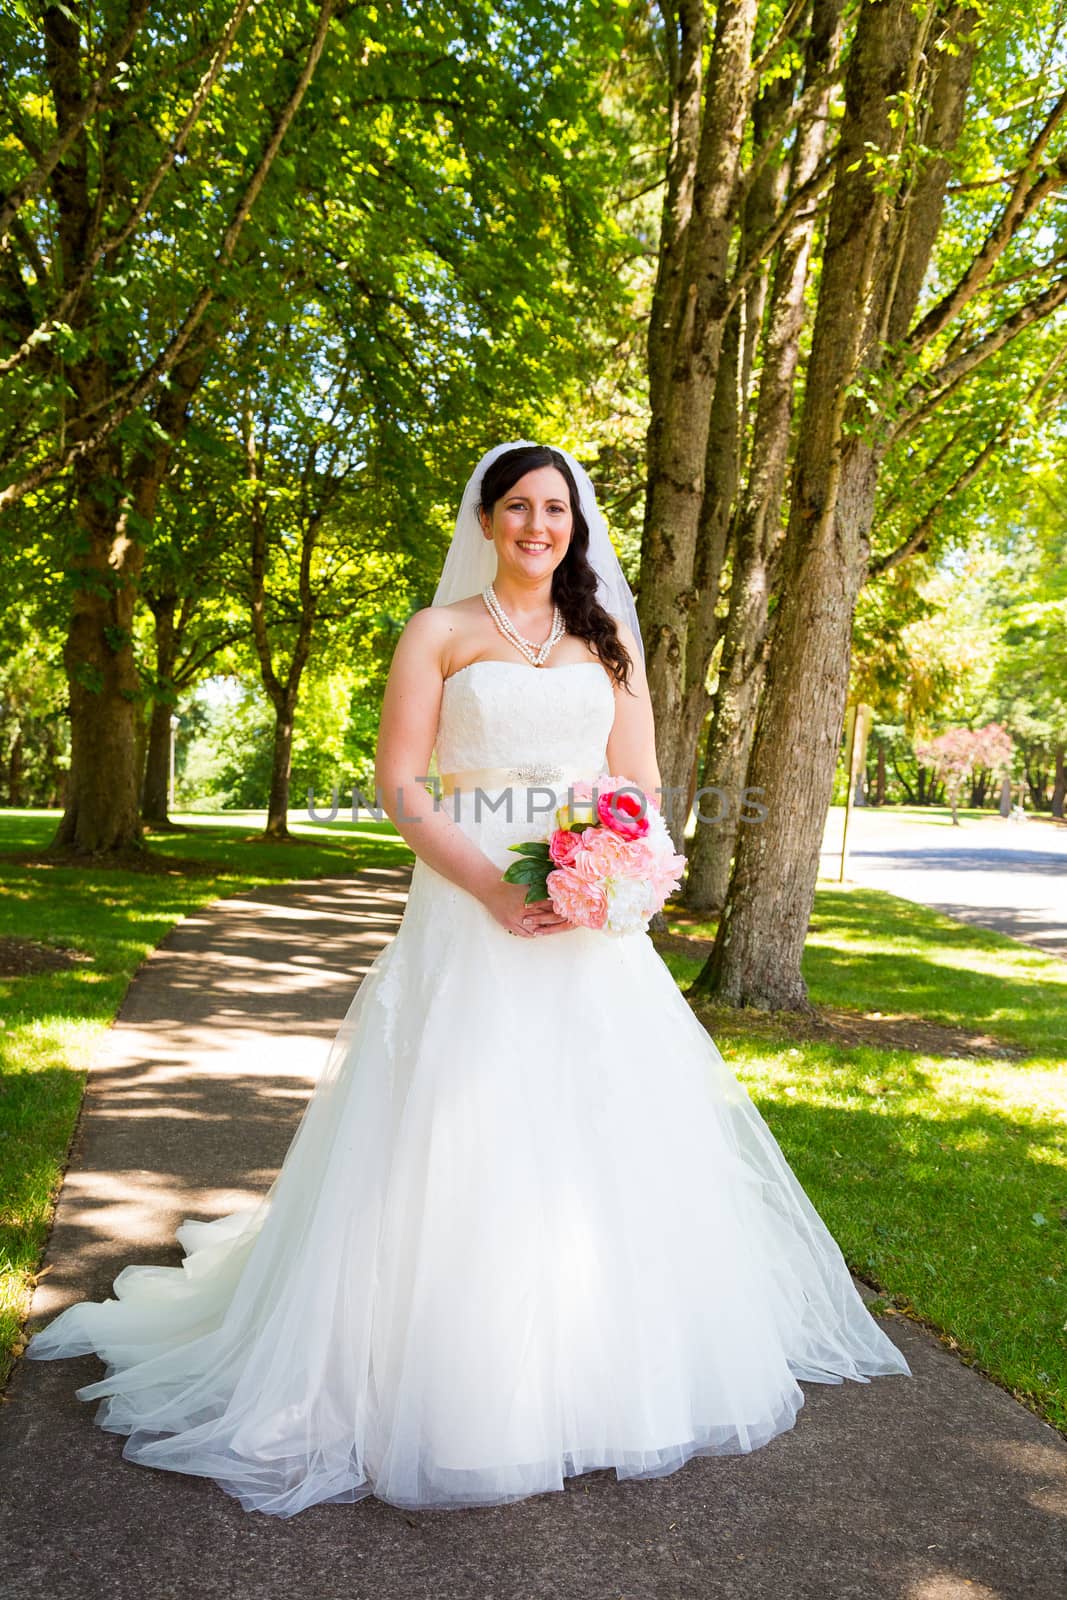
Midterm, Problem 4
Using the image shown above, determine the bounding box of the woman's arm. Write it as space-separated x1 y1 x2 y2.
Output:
605 622 664 804
374 609 551 936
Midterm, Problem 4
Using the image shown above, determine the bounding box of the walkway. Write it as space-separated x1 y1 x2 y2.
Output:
822 809 1067 957
2 872 1064 1600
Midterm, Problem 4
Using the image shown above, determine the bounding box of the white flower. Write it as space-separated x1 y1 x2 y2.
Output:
603 875 653 937
643 805 672 851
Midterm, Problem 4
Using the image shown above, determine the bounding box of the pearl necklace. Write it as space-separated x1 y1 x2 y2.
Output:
482 583 565 667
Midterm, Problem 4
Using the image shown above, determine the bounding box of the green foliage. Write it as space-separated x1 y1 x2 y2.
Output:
178 666 376 811
0 0 638 807
0 635 69 806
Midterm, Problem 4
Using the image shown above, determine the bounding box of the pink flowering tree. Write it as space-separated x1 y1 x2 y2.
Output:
914 724 1014 825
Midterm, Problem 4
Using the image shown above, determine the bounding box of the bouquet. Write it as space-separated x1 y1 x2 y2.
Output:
502 774 686 936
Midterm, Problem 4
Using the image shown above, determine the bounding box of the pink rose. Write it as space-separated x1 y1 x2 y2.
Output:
581 827 637 877
596 785 650 839
546 866 608 929
569 844 606 883
648 852 686 901
548 827 582 867
618 837 656 878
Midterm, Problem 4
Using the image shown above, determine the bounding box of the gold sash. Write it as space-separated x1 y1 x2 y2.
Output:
438 763 578 797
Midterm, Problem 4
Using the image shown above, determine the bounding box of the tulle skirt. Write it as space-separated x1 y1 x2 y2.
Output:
26 811 910 1516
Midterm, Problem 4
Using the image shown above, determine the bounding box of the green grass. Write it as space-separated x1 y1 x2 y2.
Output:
0 808 409 1383
659 884 1067 1433
2 811 1065 1438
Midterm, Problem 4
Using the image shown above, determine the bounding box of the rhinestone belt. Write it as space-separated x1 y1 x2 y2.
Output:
438 763 576 797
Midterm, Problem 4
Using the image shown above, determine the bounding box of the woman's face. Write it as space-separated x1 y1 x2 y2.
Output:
479 465 573 582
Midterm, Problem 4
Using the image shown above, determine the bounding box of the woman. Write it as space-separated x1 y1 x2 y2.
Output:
25 441 910 1517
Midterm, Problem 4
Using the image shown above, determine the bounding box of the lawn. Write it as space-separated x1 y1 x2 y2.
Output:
1 809 1064 1438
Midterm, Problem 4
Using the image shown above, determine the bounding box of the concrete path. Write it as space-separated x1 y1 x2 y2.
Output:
3 872 1065 1600
822 809 1067 958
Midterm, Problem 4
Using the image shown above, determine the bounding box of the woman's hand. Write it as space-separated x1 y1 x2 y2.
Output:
481 878 576 937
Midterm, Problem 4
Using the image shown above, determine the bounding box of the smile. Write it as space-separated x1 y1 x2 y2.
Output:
517 541 550 552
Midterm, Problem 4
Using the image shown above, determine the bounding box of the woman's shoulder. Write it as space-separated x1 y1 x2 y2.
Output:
395 599 484 678
405 596 482 629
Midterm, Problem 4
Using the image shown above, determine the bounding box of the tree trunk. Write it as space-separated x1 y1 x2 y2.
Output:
142 597 178 825
875 742 886 805
50 444 147 854
244 397 324 844
142 700 174 825
683 0 842 911
7 726 25 807
43 9 145 856
51 381 202 853
638 0 758 819
693 0 953 1010
1024 751 1049 810
683 620 768 911
1052 743 1065 819
671 305 740 845
671 66 802 845
265 696 297 839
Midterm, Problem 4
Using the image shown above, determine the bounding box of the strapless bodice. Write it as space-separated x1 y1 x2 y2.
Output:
433 660 616 778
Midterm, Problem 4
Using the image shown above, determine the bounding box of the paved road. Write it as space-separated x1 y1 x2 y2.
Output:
821 809 1067 957
3 872 1065 1600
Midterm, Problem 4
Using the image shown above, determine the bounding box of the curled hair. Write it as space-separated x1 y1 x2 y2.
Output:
477 445 634 691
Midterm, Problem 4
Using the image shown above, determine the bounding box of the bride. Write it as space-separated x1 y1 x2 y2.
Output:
24 440 910 1517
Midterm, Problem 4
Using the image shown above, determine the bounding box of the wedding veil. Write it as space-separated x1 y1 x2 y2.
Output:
430 440 644 664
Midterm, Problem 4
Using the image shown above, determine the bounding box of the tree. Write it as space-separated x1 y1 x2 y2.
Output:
683 0 844 909
915 723 1013 822
636 0 759 828
0 0 634 854
0 0 338 854
696 1 1067 1009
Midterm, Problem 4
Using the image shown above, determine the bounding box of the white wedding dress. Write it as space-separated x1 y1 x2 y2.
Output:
26 659 910 1516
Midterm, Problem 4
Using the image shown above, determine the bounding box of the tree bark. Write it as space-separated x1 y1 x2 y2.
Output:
42 8 143 856
684 0 842 911
1052 743 1065 819
638 0 758 823
265 697 298 839
6 726 25 807
694 0 976 1009
51 351 207 853
142 597 178 826
673 63 802 846
142 699 174 825
41 10 198 854
245 406 322 841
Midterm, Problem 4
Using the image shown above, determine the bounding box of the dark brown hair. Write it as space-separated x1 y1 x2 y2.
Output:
477 445 634 691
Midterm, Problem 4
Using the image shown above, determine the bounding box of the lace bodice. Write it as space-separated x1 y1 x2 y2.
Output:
433 660 616 777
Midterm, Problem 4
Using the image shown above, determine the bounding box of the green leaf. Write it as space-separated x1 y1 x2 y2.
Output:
502 860 545 884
